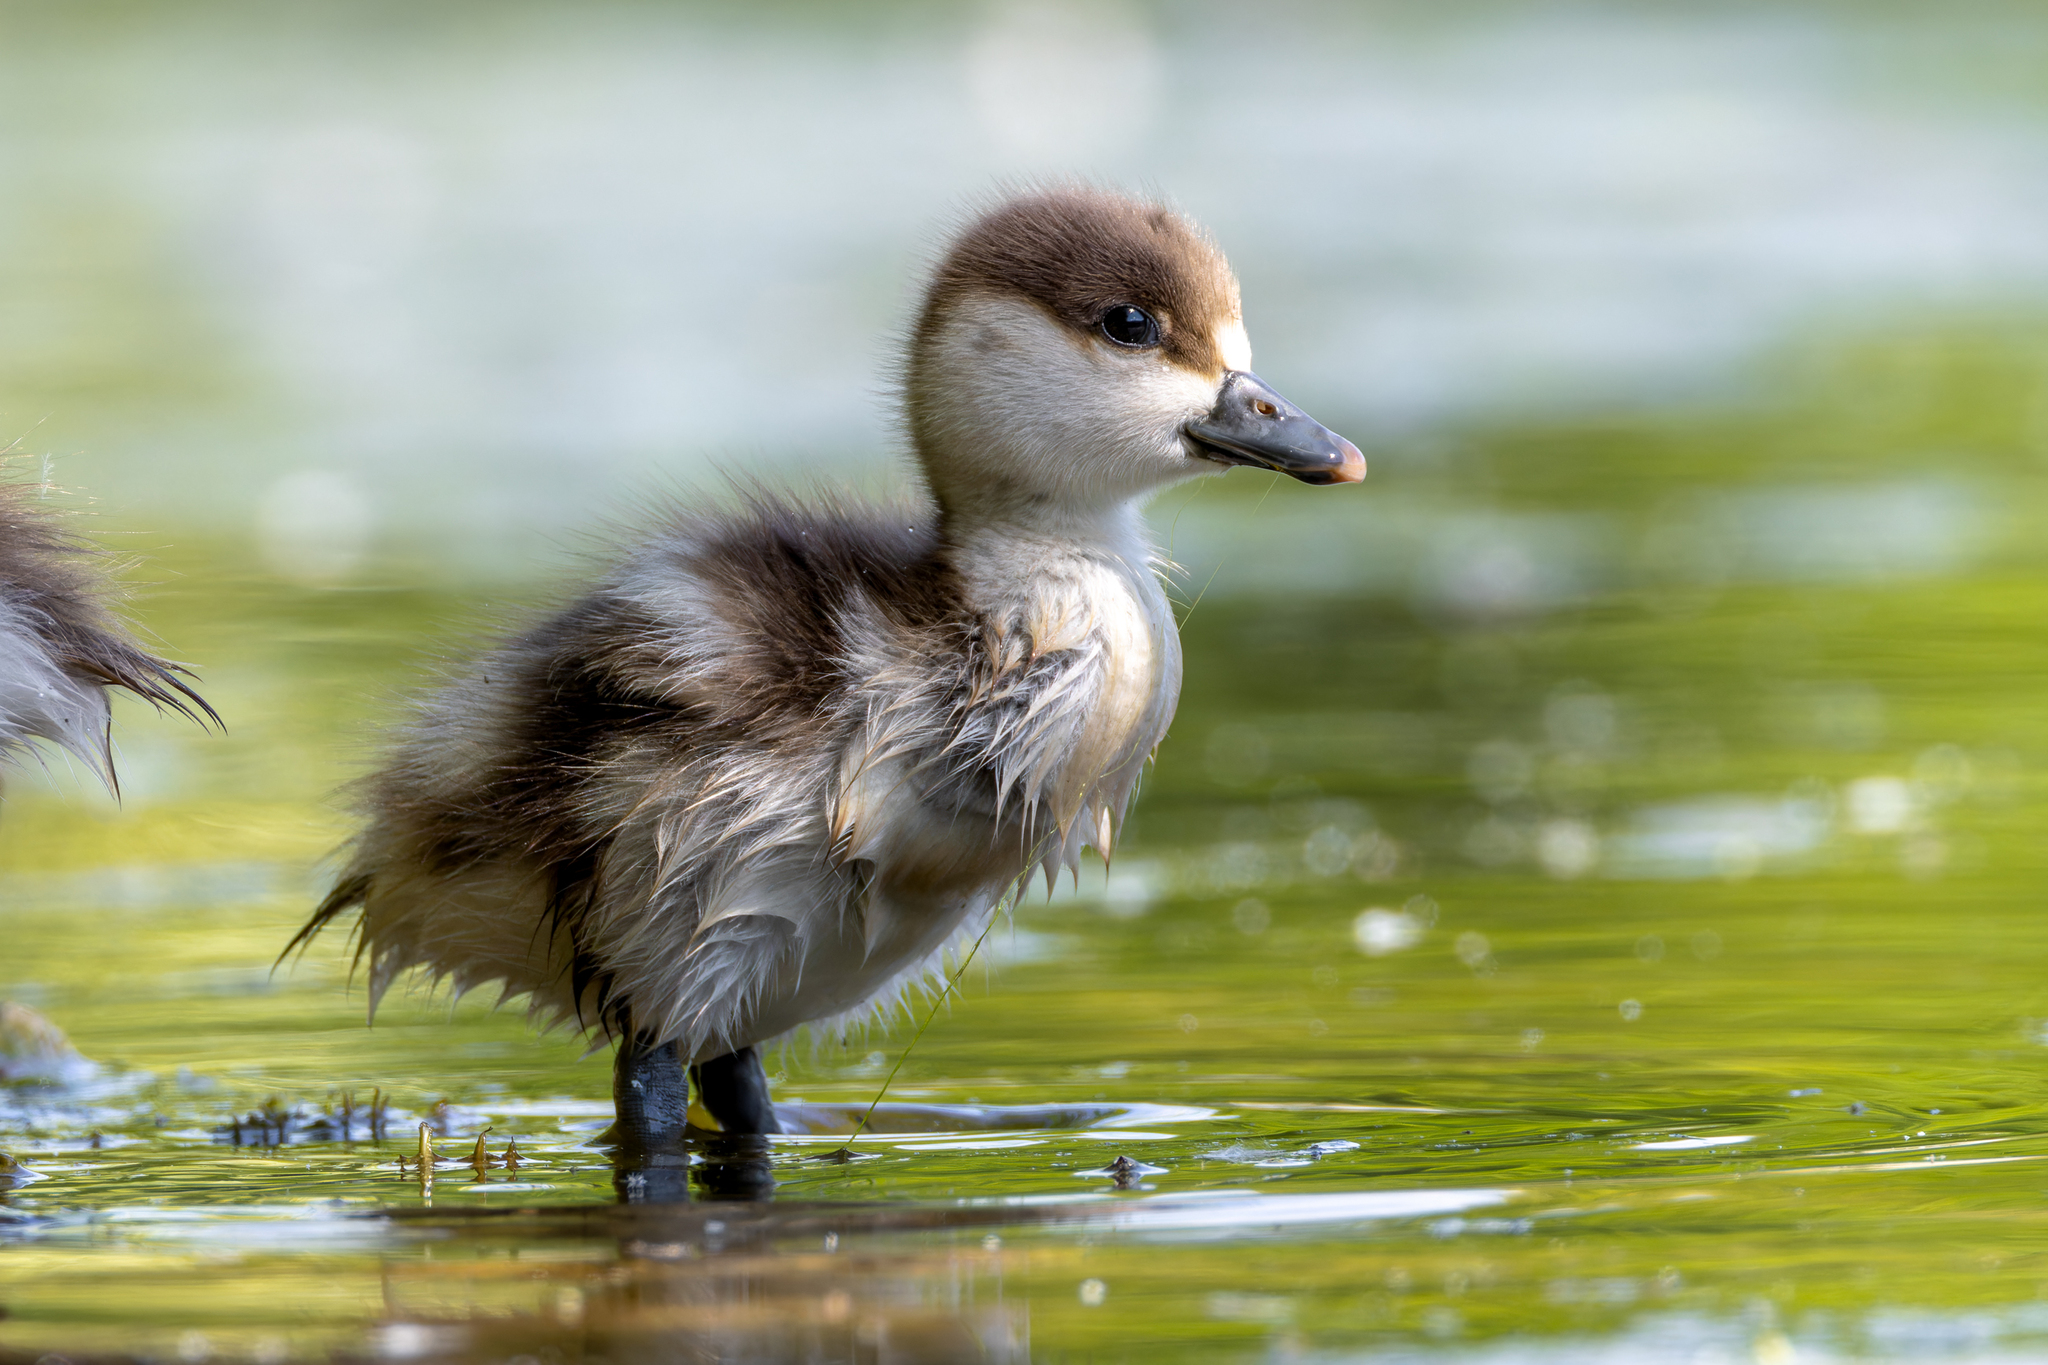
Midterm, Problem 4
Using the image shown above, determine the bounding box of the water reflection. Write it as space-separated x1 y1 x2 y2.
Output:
615 1135 776 1205
357 1184 1516 1365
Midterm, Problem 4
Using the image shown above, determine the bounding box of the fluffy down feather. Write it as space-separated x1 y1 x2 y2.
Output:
0 479 215 788
292 490 1179 1063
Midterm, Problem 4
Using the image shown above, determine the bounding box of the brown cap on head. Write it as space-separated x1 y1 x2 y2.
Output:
914 187 1242 378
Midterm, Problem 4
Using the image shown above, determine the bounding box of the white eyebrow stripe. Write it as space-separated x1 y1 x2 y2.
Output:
1215 319 1252 372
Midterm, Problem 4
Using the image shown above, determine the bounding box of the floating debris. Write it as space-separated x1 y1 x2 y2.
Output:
469 1127 494 1178
1082 1154 1166 1189
502 1137 522 1170
213 1090 398 1146
810 1146 863 1164
214 1097 300 1147
297 1089 394 1142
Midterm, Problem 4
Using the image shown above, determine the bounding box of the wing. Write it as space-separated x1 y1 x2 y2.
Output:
288 492 952 1046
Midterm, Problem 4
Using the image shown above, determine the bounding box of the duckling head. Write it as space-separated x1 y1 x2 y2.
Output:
905 186 1363 527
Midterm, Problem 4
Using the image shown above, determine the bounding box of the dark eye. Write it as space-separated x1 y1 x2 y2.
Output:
1100 304 1160 348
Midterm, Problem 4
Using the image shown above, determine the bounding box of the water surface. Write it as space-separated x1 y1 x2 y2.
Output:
9 4 2048 1359
7 318 2048 1362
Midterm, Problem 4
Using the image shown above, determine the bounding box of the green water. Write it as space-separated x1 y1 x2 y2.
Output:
3 324 2048 1362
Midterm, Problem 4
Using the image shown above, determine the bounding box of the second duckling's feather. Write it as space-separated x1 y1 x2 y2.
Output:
0 479 216 787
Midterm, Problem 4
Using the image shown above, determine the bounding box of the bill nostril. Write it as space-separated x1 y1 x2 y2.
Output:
1252 400 1277 417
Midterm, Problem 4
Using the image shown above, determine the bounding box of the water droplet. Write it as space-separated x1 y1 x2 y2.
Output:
1231 898 1270 935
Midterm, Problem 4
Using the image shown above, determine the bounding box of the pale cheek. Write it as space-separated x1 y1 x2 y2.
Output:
1215 320 1252 373
1129 368 1222 441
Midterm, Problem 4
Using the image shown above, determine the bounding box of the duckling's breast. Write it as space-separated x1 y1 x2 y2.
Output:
734 547 1181 1044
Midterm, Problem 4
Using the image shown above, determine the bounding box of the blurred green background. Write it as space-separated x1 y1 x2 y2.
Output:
7 2 2048 1362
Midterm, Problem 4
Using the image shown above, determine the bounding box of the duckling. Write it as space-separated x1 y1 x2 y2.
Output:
0 477 214 792
288 188 1364 1140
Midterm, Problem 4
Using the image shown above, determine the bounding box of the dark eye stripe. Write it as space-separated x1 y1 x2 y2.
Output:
1100 304 1161 348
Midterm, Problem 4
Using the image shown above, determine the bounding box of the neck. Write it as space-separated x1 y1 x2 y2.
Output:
940 496 1152 588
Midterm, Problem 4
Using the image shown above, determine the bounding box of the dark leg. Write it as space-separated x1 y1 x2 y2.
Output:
690 1046 782 1135
611 1032 691 1148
